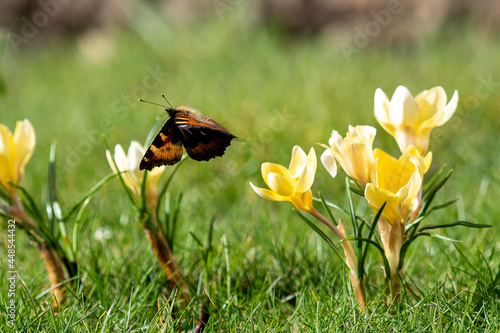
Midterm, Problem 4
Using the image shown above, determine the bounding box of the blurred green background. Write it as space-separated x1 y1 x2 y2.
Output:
0 0 499 329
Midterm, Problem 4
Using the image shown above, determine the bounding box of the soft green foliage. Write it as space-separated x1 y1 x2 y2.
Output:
1 5 499 332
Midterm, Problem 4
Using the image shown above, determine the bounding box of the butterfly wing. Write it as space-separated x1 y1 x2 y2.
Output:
174 112 236 161
140 118 183 170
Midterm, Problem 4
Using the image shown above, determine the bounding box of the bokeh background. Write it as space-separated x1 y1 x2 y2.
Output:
1 0 499 321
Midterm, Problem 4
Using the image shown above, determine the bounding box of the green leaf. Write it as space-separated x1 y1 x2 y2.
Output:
293 209 342 260
0 183 10 202
426 199 457 213
163 192 183 250
47 142 75 263
398 232 460 270
360 202 386 278
139 170 148 212
345 177 363 277
345 178 358 238
8 181 44 224
64 173 117 221
318 192 337 226
189 231 204 249
47 141 60 234
313 197 348 215
418 220 492 233
72 172 117 255
142 116 164 151
422 164 447 194
156 157 186 222
421 168 454 215
206 215 216 253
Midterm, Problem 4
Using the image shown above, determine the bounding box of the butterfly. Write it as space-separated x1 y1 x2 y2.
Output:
139 96 237 171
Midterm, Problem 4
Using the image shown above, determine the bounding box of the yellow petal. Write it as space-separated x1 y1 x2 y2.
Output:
295 165 314 193
250 182 286 202
0 125 14 187
395 171 422 205
420 89 458 129
415 86 447 121
365 183 400 223
289 145 308 177
305 147 317 174
13 119 36 181
267 172 294 196
372 148 391 161
262 162 291 187
423 151 432 173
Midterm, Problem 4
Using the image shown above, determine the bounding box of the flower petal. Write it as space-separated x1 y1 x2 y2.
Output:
127 140 145 171
262 162 291 187
250 182 286 202
305 147 317 174
415 86 447 121
295 165 315 193
365 183 400 223
13 119 36 177
435 89 458 127
267 172 295 196
320 149 337 178
289 145 307 177
106 149 118 174
389 85 420 127
374 88 395 135
113 144 128 171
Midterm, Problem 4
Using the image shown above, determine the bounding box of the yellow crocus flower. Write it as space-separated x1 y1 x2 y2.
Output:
320 125 376 188
106 141 166 205
0 119 36 194
365 148 426 224
250 145 317 213
374 85 458 154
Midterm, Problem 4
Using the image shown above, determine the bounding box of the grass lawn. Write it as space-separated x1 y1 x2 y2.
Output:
1 4 499 332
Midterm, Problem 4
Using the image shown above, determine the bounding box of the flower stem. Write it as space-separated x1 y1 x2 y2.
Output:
309 208 366 311
37 243 66 306
141 205 191 304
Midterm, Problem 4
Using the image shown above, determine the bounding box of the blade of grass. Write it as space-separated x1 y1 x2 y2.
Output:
294 209 342 259
418 220 491 232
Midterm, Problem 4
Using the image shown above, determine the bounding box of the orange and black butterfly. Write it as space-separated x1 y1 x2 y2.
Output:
139 95 237 171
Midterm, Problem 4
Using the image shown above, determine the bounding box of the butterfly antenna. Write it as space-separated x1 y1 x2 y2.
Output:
138 98 168 108
161 94 174 109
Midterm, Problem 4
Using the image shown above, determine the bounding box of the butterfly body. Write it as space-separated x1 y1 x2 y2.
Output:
140 106 236 171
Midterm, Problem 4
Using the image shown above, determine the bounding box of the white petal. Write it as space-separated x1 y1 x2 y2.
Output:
374 88 390 124
113 144 127 171
320 149 337 178
389 86 420 127
127 141 145 171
